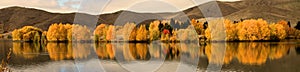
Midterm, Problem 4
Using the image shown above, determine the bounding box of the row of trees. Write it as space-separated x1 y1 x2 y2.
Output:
12 19 300 42
46 23 91 41
205 19 295 41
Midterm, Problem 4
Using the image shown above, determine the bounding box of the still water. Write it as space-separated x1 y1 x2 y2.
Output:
1 40 300 72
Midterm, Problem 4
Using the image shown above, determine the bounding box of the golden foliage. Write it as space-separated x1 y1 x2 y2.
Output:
106 25 115 41
47 23 91 41
13 42 40 59
0 34 3 39
269 23 287 40
12 26 42 41
237 19 271 41
176 26 198 41
191 19 205 35
68 25 91 41
136 25 148 41
129 28 137 41
122 23 136 41
277 20 290 32
94 24 107 41
149 21 160 41
47 23 69 41
224 19 238 41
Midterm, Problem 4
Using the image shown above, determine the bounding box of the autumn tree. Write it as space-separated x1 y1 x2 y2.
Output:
224 19 238 41
177 26 198 41
269 23 287 40
236 19 271 41
94 24 107 41
129 28 137 41
47 23 91 42
106 25 115 41
12 26 43 42
136 25 148 41
68 25 91 41
120 23 136 41
149 21 160 41
0 34 3 39
191 19 205 35
47 23 68 41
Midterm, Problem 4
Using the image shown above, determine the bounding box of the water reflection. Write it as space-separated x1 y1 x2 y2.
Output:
46 43 91 60
13 42 44 59
12 42 295 65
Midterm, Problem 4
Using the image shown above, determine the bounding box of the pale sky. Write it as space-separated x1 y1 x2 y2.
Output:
0 0 240 15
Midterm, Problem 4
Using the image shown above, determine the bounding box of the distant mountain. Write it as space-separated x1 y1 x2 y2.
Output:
0 0 299 33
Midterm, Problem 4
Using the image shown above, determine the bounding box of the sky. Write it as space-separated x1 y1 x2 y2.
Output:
0 0 240 15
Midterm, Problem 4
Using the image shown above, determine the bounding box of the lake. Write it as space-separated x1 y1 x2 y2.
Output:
1 40 300 72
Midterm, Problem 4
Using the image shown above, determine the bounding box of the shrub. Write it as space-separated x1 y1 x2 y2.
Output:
236 19 271 41
224 19 238 41
46 23 68 41
12 26 43 41
269 23 287 40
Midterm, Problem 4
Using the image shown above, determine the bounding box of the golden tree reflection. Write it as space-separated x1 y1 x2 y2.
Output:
46 43 91 60
46 43 71 60
136 43 148 60
94 43 109 59
269 43 290 59
13 41 291 65
236 43 270 65
94 43 115 60
204 42 291 65
13 42 41 59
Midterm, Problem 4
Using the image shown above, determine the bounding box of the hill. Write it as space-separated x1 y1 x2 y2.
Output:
0 0 299 33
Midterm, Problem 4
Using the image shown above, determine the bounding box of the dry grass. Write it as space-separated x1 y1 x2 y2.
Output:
1 48 12 72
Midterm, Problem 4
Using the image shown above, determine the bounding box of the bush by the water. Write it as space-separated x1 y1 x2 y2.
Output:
12 26 43 42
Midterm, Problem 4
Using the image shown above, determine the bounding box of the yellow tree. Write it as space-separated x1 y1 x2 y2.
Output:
136 25 148 41
68 25 91 41
269 23 287 40
94 24 107 41
106 25 115 41
224 19 238 41
12 26 43 41
129 28 137 41
191 19 205 35
47 23 60 41
12 29 22 41
149 21 160 41
237 19 270 41
122 23 136 41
